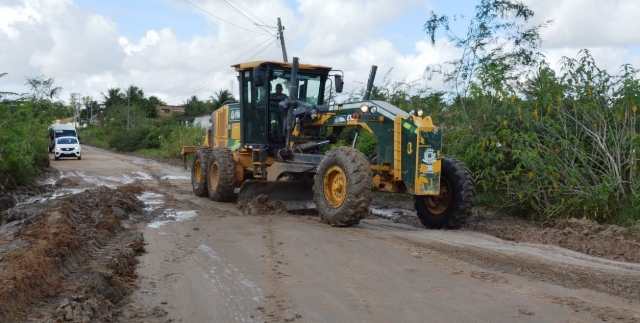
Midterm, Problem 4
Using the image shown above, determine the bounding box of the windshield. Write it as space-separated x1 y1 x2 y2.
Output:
54 130 77 138
57 138 78 145
269 70 323 105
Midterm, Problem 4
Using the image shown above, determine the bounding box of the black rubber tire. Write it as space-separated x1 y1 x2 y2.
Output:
191 147 212 197
78 156 81 160
54 156 59 160
207 148 237 202
313 146 372 227
414 158 475 229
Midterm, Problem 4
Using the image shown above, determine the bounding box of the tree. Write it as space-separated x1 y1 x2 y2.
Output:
101 87 125 109
424 0 552 103
184 95 206 116
143 95 162 118
80 96 99 125
209 89 238 111
23 76 66 121
0 72 17 101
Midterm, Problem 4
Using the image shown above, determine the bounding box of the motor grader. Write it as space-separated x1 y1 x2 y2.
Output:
182 57 475 228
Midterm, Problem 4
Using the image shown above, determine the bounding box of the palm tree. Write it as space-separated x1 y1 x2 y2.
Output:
101 87 124 109
125 85 144 104
210 89 237 110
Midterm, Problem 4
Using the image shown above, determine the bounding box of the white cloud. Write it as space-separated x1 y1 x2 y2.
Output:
1 0 639 106
542 46 640 76
524 0 640 48
0 0 42 39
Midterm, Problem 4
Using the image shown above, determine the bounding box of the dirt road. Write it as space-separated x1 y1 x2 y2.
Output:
1 145 640 322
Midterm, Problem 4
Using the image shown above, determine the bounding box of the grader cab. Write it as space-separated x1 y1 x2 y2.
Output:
183 57 475 228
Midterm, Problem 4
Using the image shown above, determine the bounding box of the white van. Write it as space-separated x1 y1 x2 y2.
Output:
49 123 78 152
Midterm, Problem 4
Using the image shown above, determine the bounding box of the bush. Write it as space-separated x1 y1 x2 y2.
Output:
445 51 640 225
109 127 151 152
0 102 49 189
160 125 206 158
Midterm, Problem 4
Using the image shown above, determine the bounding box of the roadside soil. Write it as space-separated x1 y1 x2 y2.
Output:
0 146 639 322
369 200 640 265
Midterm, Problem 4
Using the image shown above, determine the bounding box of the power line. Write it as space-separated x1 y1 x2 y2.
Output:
160 36 275 97
166 38 275 104
182 0 271 35
227 0 274 30
218 0 275 36
234 0 274 26
147 34 270 93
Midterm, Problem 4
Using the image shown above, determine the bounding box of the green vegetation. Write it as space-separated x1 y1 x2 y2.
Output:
0 75 66 189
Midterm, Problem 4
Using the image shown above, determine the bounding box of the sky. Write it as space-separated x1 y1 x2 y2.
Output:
1 0 640 107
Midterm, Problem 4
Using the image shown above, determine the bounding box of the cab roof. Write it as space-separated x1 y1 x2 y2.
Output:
232 61 332 72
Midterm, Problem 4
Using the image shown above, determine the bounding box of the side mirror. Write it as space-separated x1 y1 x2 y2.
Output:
253 65 266 87
335 75 344 93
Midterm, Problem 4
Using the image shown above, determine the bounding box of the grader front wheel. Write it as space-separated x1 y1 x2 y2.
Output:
191 148 211 197
414 158 475 229
207 148 236 202
313 147 372 227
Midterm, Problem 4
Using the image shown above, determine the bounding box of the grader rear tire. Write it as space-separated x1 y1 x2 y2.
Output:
313 147 372 227
191 148 211 197
207 148 237 202
414 158 475 229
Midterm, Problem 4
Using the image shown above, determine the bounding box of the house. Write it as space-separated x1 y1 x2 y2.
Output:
90 114 101 126
193 114 212 128
156 105 186 118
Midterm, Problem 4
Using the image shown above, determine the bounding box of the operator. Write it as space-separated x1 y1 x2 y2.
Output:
269 83 288 142
272 83 288 100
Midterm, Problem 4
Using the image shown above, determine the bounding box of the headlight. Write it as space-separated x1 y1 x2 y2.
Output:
370 106 377 114
409 110 416 116
74 146 80 150
417 109 424 117
310 109 318 119
360 104 369 113
55 147 61 151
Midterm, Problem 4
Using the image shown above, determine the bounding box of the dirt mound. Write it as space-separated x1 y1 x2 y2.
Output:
55 176 82 187
470 217 640 264
0 184 147 322
237 194 287 215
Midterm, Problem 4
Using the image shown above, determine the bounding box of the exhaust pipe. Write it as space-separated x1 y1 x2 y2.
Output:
363 65 378 100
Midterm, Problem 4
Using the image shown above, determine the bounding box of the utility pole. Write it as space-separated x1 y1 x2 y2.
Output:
83 96 92 127
127 95 130 130
70 93 82 126
277 17 288 62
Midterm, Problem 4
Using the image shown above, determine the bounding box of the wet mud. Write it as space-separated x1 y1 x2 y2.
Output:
237 194 287 216
369 199 640 265
0 182 153 322
2 162 640 321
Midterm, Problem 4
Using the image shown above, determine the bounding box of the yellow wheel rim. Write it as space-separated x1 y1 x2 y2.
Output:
210 161 219 189
423 176 451 215
323 165 347 208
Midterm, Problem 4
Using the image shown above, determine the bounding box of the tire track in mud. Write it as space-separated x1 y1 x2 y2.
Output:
331 233 380 321
345 222 640 322
0 184 151 322
260 215 300 322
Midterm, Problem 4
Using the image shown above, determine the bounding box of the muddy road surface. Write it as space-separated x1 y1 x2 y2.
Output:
1 145 639 322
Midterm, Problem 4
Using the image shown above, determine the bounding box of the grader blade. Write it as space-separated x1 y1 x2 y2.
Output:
238 180 316 211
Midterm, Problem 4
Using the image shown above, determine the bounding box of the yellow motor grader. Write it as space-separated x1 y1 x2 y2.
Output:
182 57 475 228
